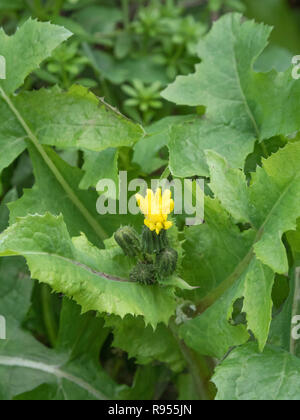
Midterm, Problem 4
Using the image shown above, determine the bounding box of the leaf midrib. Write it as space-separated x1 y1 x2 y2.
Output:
10 250 131 283
0 356 109 400
230 15 260 138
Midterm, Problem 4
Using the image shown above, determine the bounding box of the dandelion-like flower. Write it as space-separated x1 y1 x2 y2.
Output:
136 188 174 235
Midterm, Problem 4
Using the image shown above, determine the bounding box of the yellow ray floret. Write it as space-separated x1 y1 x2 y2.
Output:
136 188 174 235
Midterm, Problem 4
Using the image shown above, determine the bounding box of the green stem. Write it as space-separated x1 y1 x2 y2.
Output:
169 320 212 400
122 0 130 30
53 0 64 16
32 0 48 20
160 166 171 180
41 284 58 348
0 87 108 242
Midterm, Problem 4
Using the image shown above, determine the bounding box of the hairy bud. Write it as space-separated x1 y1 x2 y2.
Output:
156 247 178 277
114 226 141 257
130 262 157 285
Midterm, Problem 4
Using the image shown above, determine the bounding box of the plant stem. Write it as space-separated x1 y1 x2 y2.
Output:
41 284 58 348
169 320 212 400
122 0 130 30
53 0 64 16
0 87 108 242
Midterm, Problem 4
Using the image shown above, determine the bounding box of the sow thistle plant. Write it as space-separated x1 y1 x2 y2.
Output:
1 9 300 401
115 188 178 285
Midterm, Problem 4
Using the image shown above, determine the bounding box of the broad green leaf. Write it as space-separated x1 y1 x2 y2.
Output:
0 256 32 326
55 298 110 360
180 256 274 358
0 213 178 327
254 45 293 73
168 118 254 178
0 264 121 400
206 143 300 274
105 315 185 372
13 85 144 152
181 197 255 299
0 17 71 174
133 115 195 175
213 343 300 400
162 13 300 176
180 196 274 355
0 19 71 95
80 148 118 190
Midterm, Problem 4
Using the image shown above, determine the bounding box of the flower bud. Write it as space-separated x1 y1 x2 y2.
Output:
130 262 157 285
141 226 169 254
156 247 178 277
114 226 141 257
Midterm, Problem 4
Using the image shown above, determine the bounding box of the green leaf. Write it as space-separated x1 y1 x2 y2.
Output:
162 13 300 176
9 144 109 246
181 197 255 299
105 315 185 372
0 189 17 232
0 263 121 400
206 143 300 274
13 85 144 152
0 19 71 95
168 118 255 178
180 196 274 356
80 148 118 190
180 255 274 358
133 115 195 175
0 20 70 174
213 343 300 400
0 213 178 327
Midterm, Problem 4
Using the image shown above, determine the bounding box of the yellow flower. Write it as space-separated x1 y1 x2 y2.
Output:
136 188 174 235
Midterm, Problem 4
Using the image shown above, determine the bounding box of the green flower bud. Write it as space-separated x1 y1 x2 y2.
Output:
114 226 141 257
141 226 169 254
130 262 157 285
156 247 178 277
